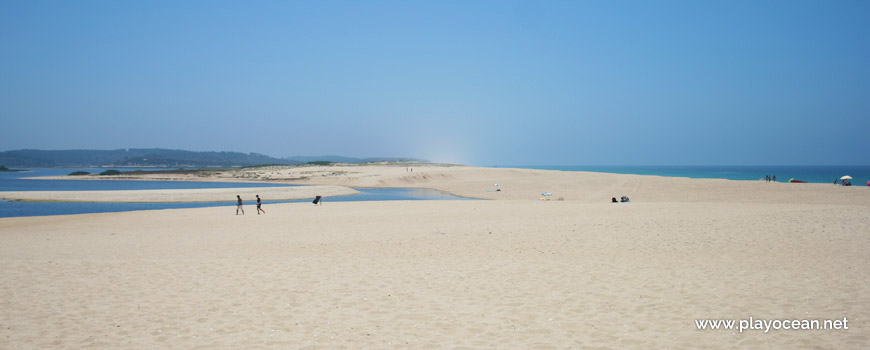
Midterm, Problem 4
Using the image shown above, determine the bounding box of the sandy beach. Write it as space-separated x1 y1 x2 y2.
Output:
2 165 869 349
30 164 870 205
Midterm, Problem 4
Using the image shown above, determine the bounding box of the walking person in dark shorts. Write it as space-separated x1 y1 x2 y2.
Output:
236 195 245 215
256 194 265 215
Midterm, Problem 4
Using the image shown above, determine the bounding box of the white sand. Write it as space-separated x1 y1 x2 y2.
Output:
2 165 869 348
32 164 870 205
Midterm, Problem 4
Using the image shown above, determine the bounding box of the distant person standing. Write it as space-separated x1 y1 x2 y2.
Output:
256 195 265 215
236 195 245 215
772 175 776 182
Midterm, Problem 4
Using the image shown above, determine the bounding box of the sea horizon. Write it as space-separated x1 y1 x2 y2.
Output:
499 165 870 184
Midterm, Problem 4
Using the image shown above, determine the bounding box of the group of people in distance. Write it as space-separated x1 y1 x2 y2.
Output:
611 196 630 203
765 174 777 182
236 195 266 215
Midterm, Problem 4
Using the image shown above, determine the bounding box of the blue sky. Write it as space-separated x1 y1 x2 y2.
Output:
1 1 867 165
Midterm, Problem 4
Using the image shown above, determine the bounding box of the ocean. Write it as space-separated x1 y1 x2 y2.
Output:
506 165 870 185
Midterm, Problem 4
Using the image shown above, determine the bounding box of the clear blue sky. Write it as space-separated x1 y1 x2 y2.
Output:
1 1 867 165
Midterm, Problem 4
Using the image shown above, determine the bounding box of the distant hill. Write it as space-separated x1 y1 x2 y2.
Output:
286 155 429 164
0 165 24 172
0 149 302 168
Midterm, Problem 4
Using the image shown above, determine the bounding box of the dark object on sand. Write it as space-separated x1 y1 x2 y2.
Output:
313 195 322 205
611 197 618 203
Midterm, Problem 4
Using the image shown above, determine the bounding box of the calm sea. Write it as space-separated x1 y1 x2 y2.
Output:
505 165 870 184
0 168 470 218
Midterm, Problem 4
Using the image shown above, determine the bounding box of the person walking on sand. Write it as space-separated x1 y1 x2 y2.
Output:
256 194 265 215
236 195 245 215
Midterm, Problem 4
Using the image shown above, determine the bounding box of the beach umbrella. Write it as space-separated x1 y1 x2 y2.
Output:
840 175 853 180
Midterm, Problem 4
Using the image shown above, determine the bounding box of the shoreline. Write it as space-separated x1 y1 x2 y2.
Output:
0 185 360 203
498 165 870 184
27 163 870 183
14 164 869 205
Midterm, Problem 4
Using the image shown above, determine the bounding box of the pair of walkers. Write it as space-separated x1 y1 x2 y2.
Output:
236 195 265 215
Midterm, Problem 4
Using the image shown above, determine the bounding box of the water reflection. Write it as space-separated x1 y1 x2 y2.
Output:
0 186 473 218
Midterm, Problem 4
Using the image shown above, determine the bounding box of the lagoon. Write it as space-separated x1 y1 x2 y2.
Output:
0 168 471 218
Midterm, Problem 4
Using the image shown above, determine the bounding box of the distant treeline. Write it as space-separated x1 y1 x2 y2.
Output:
0 149 301 168
0 149 430 168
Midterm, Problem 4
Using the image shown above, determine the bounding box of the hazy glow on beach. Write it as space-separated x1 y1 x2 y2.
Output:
1 1 867 165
